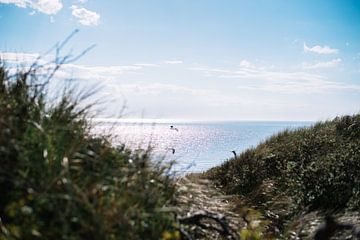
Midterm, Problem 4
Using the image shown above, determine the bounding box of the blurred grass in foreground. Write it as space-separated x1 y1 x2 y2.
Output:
0 60 178 239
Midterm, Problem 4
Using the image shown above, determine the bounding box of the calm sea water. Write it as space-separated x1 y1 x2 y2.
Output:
94 121 313 173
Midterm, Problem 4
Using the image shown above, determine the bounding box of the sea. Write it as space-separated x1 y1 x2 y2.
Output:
93 120 313 174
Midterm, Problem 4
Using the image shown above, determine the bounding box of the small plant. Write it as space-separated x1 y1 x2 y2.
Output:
239 208 272 240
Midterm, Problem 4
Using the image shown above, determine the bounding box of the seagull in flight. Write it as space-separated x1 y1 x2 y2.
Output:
166 147 176 154
170 125 179 132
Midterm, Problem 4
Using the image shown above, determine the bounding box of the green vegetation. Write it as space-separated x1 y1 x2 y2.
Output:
0 63 178 240
206 114 360 212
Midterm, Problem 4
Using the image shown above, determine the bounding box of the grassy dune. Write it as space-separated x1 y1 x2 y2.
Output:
205 114 360 212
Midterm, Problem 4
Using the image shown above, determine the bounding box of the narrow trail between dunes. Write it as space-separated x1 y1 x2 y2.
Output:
175 175 360 240
176 176 244 239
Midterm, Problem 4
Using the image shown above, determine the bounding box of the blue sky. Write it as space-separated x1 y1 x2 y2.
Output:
1 0 360 121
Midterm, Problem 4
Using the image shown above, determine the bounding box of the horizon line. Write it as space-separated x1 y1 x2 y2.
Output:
90 117 319 124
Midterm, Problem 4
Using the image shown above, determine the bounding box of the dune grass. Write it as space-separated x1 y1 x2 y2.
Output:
205 114 360 212
0 63 178 240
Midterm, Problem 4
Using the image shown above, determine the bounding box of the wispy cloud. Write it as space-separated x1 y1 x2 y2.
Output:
57 64 144 81
0 52 40 63
237 80 360 94
32 0 62 14
54 63 245 107
239 60 255 68
0 53 160 79
112 83 244 107
303 58 342 69
303 42 338 54
191 60 360 94
4 52 360 100
134 63 159 67
70 5 100 26
0 0 26 8
0 0 63 15
191 65 325 82
163 60 183 65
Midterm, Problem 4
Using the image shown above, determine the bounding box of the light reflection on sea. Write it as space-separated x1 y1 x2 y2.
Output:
93 120 313 174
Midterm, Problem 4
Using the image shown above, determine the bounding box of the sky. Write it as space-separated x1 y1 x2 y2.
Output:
0 0 360 121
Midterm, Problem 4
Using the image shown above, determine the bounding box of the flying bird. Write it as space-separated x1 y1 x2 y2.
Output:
170 125 179 131
166 147 176 154
232 150 237 158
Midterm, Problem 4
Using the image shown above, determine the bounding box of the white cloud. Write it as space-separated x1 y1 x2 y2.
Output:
70 5 100 26
113 83 244 107
191 62 360 94
303 42 338 54
239 60 255 69
53 64 246 107
32 0 62 14
237 81 360 94
163 60 183 65
0 0 63 15
134 63 159 67
191 65 325 82
0 53 160 80
56 64 144 81
0 52 40 63
53 64 247 107
5 52 360 109
303 58 342 69
0 0 27 8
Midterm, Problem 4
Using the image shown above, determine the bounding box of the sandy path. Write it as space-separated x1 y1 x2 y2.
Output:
176 176 244 239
